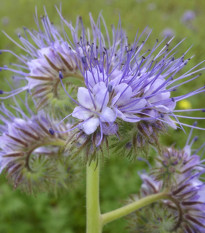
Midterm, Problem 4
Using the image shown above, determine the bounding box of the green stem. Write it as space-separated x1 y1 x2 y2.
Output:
102 192 169 226
86 160 102 233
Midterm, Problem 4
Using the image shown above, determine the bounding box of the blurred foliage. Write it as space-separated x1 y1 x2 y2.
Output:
0 0 205 232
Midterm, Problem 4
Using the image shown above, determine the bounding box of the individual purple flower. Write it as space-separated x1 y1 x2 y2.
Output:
72 80 116 135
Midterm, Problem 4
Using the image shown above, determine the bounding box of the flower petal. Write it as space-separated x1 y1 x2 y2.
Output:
112 83 133 106
72 106 92 120
83 117 100 135
77 87 94 109
100 107 116 122
93 82 109 110
116 109 141 123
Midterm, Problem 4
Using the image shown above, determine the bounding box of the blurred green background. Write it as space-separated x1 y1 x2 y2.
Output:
0 0 205 232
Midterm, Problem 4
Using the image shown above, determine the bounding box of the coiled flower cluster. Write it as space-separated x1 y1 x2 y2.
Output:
128 132 205 232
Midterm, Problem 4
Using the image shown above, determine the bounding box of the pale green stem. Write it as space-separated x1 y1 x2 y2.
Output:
102 192 169 226
86 160 102 233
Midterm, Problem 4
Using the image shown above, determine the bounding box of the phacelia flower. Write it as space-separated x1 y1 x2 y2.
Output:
0 102 75 192
72 80 116 135
67 30 205 150
0 9 127 110
129 131 205 232
0 10 84 109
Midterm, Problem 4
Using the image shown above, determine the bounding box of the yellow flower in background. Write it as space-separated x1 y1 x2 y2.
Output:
178 100 192 109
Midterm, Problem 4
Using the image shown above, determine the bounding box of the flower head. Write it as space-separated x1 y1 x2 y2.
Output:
0 102 76 192
129 130 205 232
68 30 205 150
0 10 127 110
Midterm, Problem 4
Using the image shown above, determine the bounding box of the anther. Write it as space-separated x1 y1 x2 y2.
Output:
0 90 3 94
49 128 55 135
194 136 198 142
193 121 198 126
81 56 87 64
160 113 164 118
108 84 113 93
59 71 63 79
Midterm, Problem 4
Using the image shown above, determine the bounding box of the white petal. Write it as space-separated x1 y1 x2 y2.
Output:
144 78 165 96
116 109 140 123
72 106 92 120
83 117 100 135
155 105 170 113
86 70 97 88
164 115 177 129
148 92 170 103
77 87 94 109
136 99 147 109
100 107 116 122
112 83 132 106
94 82 109 110
93 82 107 95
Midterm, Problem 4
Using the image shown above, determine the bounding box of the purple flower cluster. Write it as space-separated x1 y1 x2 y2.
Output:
0 102 71 190
0 9 204 148
134 133 205 232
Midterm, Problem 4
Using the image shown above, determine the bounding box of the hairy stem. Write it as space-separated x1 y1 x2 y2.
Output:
86 160 102 233
102 192 169 226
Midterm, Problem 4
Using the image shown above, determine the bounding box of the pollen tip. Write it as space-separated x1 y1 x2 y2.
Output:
194 136 198 142
81 56 86 64
202 109 205 112
108 84 113 92
193 121 198 126
59 71 63 79
0 90 4 94
49 128 55 135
